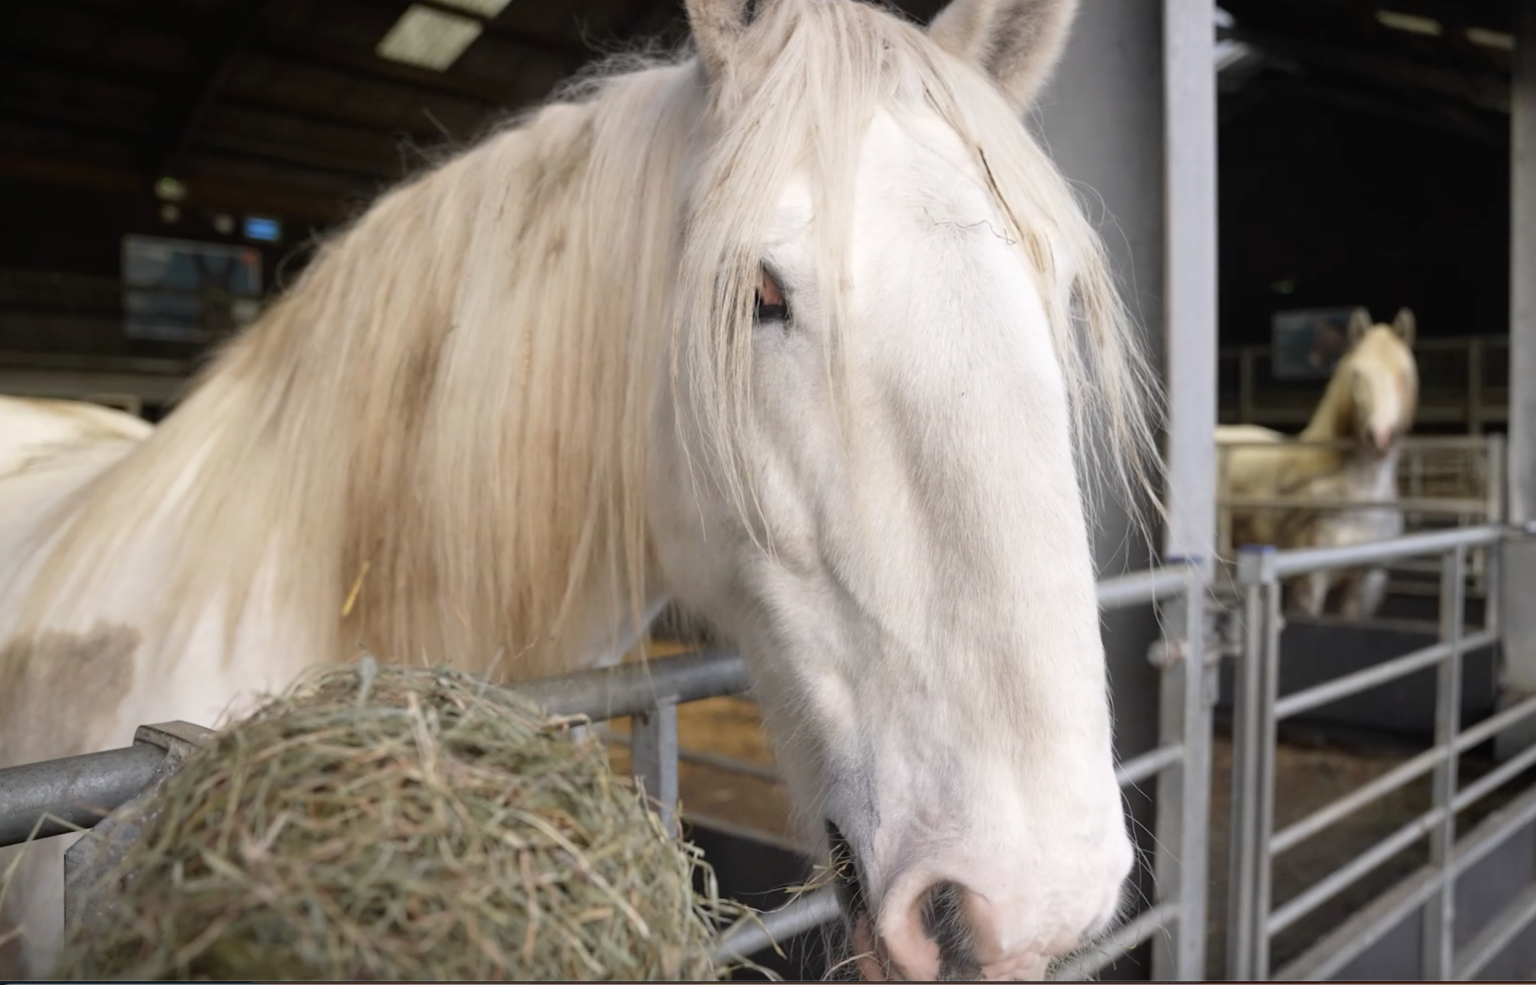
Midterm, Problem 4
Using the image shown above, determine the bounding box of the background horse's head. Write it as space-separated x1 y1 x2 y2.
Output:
649 0 1159 977
1330 306 1419 456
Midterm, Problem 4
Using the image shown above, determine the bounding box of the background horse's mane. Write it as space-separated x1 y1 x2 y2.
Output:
3 0 1160 682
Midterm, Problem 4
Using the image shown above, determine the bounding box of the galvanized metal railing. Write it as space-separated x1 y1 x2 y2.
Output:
0 564 1214 979
1223 523 1536 981
1215 434 1506 600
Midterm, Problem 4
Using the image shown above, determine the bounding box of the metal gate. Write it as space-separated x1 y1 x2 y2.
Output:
1223 524 1536 981
0 565 1215 980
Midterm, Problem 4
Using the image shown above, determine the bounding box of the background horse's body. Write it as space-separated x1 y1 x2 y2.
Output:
1217 307 1419 618
0 395 151 479
0 1 1160 979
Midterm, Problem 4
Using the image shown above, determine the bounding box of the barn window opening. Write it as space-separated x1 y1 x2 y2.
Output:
1374 10 1443 37
377 5 485 72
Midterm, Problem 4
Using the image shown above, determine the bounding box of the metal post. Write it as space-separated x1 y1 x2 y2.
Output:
630 697 679 837
1423 546 1466 979
1489 432 1508 527
1228 544 1276 980
1512 0 1536 527
1160 0 1218 569
1251 575 1282 981
1240 349 1256 424
1151 562 1212 981
1469 337 1484 436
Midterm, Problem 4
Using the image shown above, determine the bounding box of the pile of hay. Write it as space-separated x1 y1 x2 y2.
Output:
55 660 755 981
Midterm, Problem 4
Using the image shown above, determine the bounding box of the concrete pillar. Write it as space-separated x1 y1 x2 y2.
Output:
1031 3 1171 978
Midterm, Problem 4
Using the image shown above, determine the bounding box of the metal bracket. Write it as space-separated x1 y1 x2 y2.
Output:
1236 544 1279 586
63 721 217 938
630 698 680 838
1147 638 1187 670
133 720 218 760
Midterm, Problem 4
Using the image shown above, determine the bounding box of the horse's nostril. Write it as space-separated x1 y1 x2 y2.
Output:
919 880 982 981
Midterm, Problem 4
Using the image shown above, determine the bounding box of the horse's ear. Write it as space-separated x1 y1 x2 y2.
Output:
928 0 1080 111
684 0 751 81
1392 307 1417 346
1347 307 1372 345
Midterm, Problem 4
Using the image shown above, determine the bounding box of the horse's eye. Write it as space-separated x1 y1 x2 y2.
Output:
753 267 789 324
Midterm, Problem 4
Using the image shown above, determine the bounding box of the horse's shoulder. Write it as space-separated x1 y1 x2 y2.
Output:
0 622 143 764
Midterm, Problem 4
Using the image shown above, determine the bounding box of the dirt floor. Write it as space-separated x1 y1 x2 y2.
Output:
601 671 1530 980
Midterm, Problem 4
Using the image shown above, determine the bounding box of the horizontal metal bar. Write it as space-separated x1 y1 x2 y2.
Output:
1278 780 1536 980
0 744 166 847
1456 881 1536 979
1217 434 1501 451
714 886 841 963
0 565 1192 851
1268 807 1437 936
512 648 749 722
1275 630 1496 721
1054 900 1179 980
1269 643 1525 860
1458 691 1536 751
1114 743 1183 790
1271 745 1445 856
1263 525 1505 581
1219 495 1487 516
1454 737 1536 813
1094 566 1192 609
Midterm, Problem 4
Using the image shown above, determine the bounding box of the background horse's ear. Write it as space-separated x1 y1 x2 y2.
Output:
1347 307 1372 345
685 0 751 82
927 0 1080 111
1392 307 1417 346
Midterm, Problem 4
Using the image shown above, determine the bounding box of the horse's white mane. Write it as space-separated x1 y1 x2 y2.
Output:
2 0 1160 684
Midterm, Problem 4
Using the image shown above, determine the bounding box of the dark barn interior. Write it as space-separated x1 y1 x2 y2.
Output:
0 0 1518 420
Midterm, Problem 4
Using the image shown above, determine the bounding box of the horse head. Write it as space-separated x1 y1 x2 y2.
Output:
648 0 1159 977
1340 306 1419 457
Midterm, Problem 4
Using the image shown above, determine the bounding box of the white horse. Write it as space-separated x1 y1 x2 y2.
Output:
1217 307 1419 618
0 0 1161 978
0 395 152 478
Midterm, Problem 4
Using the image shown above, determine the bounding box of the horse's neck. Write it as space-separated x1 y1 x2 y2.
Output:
1300 367 1355 445
1344 445 1399 497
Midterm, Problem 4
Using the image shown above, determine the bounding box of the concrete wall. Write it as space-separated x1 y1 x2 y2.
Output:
1032 3 1170 977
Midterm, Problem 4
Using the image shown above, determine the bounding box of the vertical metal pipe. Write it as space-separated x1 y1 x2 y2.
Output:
1160 0 1219 568
1151 563 1209 981
630 697 680 837
1469 337 1484 436
1177 564 1212 980
1423 546 1467 979
1228 544 1276 980
1511 0 1536 527
1252 578 1282 981
1152 612 1190 983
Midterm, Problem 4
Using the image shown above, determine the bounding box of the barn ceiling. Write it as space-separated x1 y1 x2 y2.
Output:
0 0 1518 228
1219 0 1515 144
0 0 947 226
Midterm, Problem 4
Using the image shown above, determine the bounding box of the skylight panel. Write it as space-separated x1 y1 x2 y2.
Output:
1466 27 1515 51
376 5 484 72
435 0 514 17
1375 10 1443 37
